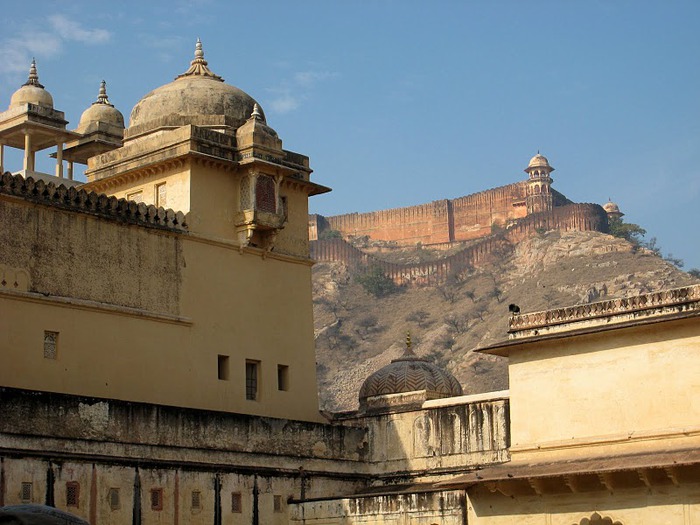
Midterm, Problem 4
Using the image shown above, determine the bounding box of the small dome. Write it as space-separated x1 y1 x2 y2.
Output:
9 60 53 109
78 81 125 130
527 153 551 169
359 337 463 406
128 39 263 134
603 200 623 217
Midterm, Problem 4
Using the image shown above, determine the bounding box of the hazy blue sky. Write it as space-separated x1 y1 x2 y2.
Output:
1 1 698 269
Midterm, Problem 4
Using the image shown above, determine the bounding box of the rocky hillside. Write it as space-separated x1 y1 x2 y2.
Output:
312 230 699 412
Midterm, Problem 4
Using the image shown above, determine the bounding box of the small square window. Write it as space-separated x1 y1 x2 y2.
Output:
191 490 201 510
44 331 58 359
231 492 242 513
155 183 167 208
218 355 230 381
108 488 120 511
277 365 289 391
273 495 282 513
20 482 32 503
66 482 79 507
127 191 143 203
245 360 260 401
150 488 163 511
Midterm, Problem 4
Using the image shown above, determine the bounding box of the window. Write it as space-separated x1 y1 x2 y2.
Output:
231 492 242 513
277 365 289 391
155 183 167 208
127 191 143 203
218 355 229 381
273 494 282 513
150 488 163 511
66 482 79 507
245 360 259 400
20 482 32 503
255 175 276 213
191 491 201 510
108 488 120 511
43 331 58 359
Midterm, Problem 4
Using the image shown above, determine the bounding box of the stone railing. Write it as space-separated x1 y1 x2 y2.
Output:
0 172 187 232
509 284 700 331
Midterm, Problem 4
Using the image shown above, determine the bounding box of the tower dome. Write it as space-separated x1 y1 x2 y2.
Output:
128 39 264 136
77 81 125 131
603 199 624 219
526 152 553 171
9 60 54 109
359 335 463 411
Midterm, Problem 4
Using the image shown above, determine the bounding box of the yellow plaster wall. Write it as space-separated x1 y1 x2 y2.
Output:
467 484 700 525
507 318 700 460
0 191 321 422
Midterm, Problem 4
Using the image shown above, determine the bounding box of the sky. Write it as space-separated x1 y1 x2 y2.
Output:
1 1 698 270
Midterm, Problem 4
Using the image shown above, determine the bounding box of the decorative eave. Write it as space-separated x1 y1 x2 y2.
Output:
438 447 700 495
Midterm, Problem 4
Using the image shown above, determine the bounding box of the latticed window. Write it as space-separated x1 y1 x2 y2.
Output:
240 175 253 209
43 331 58 359
150 488 163 511
20 482 32 503
108 488 120 511
246 361 259 401
255 175 276 213
191 490 201 510
231 492 242 513
127 191 143 203
273 494 282 513
66 482 79 507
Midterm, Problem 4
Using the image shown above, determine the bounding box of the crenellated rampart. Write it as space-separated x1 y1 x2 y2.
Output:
311 203 609 286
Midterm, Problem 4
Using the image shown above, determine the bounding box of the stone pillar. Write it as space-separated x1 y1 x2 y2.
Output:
55 141 63 178
67 161 74 181
23 133 34 172
0 142 4 174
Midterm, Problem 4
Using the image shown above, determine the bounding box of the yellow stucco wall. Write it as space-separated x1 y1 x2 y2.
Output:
0 188 322 422
467 484 700 524
507 317 700 461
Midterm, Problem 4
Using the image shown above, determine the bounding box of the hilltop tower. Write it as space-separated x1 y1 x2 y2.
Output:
524 152 554 214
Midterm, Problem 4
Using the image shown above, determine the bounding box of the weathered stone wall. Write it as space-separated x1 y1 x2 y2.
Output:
0 172 185 315
291 490 467 525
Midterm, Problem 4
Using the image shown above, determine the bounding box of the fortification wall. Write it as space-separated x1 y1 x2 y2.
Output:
318 182 529 246
311 203 609 286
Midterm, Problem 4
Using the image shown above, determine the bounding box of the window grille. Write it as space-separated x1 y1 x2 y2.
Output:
20 482 32 503
273 494 282 513
155 183 167 208
150 488 163 511
108 488 120 510
246 361 259 400
255 175 276 213
191 491 201 510
231 492 242 513
43 331 58 359
66 482 79 507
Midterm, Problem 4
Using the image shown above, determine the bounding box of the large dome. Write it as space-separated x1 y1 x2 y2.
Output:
128 39 264 134
359 339 463 406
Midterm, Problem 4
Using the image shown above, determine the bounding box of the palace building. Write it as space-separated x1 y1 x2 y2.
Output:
0 42 698 525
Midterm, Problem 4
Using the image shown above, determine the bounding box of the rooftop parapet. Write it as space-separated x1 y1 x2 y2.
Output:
507 284 700 339
0 172 187 232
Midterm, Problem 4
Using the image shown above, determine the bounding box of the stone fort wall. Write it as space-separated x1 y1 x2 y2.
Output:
311 203 608 286
310 182 574 246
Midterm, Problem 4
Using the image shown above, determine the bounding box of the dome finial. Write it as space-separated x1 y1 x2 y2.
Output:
93 80 114 106
406 331 412 349
251 103 262 120
176 38 224 82
24 58 44 89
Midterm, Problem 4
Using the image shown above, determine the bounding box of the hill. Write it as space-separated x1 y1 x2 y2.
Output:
312 230 699 412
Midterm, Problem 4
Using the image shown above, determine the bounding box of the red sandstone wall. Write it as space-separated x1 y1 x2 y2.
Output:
311 203 609 287
322 182 529 246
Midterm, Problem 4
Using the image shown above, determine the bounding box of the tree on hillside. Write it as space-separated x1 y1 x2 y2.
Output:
355 265 398 298
689 268 700 279
608 216 646 246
